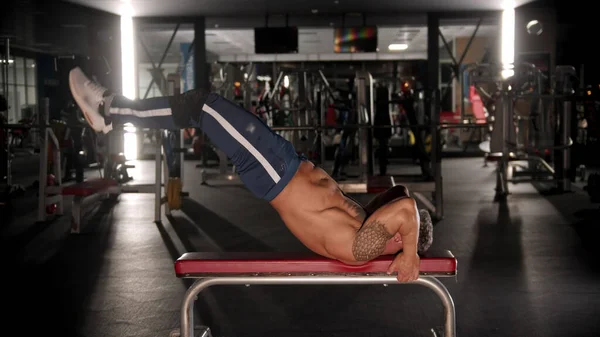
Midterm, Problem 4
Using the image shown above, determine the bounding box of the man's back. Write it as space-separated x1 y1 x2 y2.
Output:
270 160 393 263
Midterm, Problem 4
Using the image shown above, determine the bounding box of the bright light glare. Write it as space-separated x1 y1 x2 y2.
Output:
501 5 515 79
526 20 539 30
501 69 515 79
388 43 408 51
123 123 137 160
120 3 135 99
283 75 290 88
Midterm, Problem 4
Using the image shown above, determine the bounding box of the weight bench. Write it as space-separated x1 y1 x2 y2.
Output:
344 175 440 220
173 251 457 337
337 175 396 194
62 178 118 233
366 175 396 193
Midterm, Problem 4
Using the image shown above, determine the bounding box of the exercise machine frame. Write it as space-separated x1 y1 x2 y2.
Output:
37 98 65 222
471 64 577 198
336 71 444 219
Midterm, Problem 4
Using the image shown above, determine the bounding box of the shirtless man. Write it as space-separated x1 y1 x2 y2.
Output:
68 67 433 282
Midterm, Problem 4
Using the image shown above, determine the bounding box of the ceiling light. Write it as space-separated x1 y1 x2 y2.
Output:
388 43 408 51
334 0 339 4
526 19 543 35
311 9 318 14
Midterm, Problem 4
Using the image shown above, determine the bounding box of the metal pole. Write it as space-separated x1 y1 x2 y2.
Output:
355 72 367 180
501 88 511 196
460 71 464 122
431 90 443 219
295 72 305 151
163 131 171 216
562 99 572 192
367 72 375 177
268 123 490 132
179 276 456 337
318 89 326 166
269 71 284 101
154 129 162 222
428 14 442 218
37 98 49 222
2 37 10 189
4 38 9 97
180 129 185 187
50 128 63 215
4 39 11 185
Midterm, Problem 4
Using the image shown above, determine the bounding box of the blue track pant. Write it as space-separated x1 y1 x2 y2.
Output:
107 93 302 201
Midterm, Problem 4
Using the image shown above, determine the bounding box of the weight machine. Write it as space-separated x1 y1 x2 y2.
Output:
269 67 335 164
336 71 444 220
469 63 576 199
0 94 186 231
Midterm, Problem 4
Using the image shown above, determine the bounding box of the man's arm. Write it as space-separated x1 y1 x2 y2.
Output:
352 197 420 281
353 197 419 260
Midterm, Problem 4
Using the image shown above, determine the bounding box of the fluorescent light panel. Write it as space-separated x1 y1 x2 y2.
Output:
388 43 408 51
120 3 135 99
501 2 515 79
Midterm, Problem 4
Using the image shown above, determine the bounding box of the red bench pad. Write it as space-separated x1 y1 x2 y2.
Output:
175 251 456 277
62 178 117 196
367 176 395 194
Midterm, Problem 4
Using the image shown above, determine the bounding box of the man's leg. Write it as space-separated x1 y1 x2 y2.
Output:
69 67 302 201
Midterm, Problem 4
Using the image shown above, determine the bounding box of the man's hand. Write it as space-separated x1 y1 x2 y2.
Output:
387 252 420 282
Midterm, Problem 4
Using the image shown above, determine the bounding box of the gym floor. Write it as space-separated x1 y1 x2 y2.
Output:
2 157 600 337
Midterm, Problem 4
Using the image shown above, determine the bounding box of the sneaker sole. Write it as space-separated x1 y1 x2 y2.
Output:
68 71 99 131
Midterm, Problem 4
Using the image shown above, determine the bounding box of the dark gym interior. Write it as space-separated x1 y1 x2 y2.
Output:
2 0 600 336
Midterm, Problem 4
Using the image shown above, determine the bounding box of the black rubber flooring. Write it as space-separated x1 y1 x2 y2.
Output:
2 158 600 337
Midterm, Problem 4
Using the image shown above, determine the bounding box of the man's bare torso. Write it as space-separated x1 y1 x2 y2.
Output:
270 161 403 263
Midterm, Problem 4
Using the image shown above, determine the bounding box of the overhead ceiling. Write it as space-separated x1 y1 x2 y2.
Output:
137 25 499 64
66 0 537 17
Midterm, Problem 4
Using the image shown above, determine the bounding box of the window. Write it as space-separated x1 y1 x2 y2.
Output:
26 59 36 87
27 86 36 105
7 60 14 84
15 57 25 85
0 56 37 122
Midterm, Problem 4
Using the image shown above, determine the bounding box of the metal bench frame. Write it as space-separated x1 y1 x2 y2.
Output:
69 186 116 233
174 273 456 337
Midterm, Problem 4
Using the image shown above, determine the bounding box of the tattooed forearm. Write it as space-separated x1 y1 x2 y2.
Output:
352 220 393 261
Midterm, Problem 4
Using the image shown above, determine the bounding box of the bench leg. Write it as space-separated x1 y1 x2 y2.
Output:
179 276 456 337
71 196 83 234
416 277 456 337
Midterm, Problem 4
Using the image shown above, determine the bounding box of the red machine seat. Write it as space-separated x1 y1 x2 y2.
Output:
62 178 117 196
175 250 457 277
367 175 395 194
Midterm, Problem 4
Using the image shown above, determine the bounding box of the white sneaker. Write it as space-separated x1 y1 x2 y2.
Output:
69 67 113 133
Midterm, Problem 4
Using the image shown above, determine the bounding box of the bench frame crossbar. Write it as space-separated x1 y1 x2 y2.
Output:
175 274 456 337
